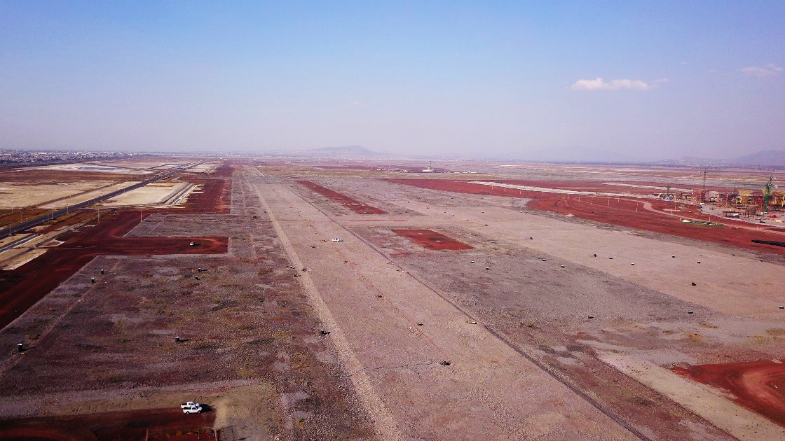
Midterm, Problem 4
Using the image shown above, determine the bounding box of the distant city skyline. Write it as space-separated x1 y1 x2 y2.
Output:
1 1 783 161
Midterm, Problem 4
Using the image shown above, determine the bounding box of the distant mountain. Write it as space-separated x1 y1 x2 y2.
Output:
654 150 785 168
259 145 392 159
289 145 389 159
523 146 637 164
731 150 785 167
652 157 728 167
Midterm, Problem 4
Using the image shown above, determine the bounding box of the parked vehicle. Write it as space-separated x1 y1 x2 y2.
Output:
181 401 203 414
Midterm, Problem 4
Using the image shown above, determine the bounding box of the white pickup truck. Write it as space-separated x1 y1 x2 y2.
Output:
181 401 203 414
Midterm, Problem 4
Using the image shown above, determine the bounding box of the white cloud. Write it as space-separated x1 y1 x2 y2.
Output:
742 64 783 78
570 78 651 91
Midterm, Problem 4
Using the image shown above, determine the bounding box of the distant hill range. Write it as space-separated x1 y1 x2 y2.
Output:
730 150 785 167
264 145 785 168
283 145 389 159
655 150 785 168
522 147 636 164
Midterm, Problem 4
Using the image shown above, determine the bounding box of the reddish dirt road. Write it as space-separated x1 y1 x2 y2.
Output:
674 360 785 427
389 179 785 255
0 407 215 441
0 211 228 329
393 229 473 250
298 181 387 214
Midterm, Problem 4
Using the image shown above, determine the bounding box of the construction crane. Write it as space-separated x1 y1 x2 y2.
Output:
701 170 707 202
762 176 773 219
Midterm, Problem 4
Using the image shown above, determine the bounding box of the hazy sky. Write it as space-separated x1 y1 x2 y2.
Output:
1 1 783 160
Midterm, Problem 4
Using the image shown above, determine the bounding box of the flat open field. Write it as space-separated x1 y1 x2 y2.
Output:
1 158 784 439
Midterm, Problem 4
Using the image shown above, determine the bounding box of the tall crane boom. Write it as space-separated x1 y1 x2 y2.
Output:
763 176 773 218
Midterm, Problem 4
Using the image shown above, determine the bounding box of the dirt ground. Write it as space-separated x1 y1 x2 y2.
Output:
268 165 784 439
0 181 118 209
0 163 375 440
2 159 784 440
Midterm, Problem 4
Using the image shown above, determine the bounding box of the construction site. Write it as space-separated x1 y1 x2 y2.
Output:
0 157 783 440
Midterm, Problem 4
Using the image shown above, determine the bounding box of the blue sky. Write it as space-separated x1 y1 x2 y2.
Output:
1 1 783 160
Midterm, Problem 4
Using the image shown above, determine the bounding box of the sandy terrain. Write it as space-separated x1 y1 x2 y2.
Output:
40 181 139 209
0 181 116 208
1 159 784 440
0 165 375 440
31 163 153 174
100 182 193 207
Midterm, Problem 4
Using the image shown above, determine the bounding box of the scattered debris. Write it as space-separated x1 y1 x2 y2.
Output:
440 360 451 366
100 269 104 274
311 245 316 248
91 278 95 284
376 295 383 298
417 322 424 326
593 254 597 257
332 238 342 242
588 315 594 319
691 282 696 286
609 257 613 260
672 255 675 258
631 263 635 266
470 320 478 324
560 265 565 268
688 311 694 314
320 330 331 335
17 343 24 353
779 306 784 310
485 267 490 270
697 261 701 264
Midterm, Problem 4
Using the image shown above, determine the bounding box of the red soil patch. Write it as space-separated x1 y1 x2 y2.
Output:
389 179 785 255
0 166 233 330
394 229 473 250
0 211 228 329
0 407 216 440
673 360 785 427
178 164 233 214
298 181 386 214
